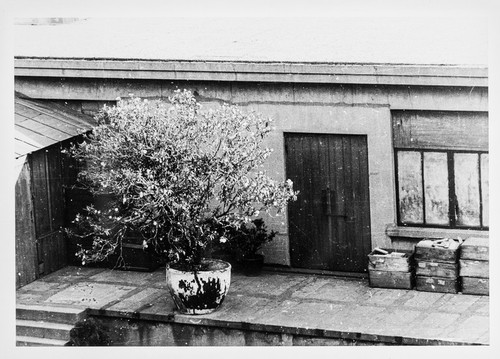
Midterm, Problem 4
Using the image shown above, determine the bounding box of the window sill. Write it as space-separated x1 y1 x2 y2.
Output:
386 224 488 240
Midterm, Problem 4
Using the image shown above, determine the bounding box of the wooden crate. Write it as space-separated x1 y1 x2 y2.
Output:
68 235 163 272
109 239 163 272
369 270 414 290
460 237 489 261
459 259 489 278
415 260 458 278
368 248 414 289
461 277 489 296
415 238 461 263
416 275 458 294
368 248 413 272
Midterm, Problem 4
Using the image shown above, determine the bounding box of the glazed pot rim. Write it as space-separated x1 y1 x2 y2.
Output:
167 258 231 273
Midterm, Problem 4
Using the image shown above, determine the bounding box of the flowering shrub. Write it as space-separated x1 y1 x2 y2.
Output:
66 90 297 270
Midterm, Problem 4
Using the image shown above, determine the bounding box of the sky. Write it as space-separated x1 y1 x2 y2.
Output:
13 17 488 66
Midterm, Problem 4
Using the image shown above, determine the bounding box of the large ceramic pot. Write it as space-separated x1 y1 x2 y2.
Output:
166 259 231 315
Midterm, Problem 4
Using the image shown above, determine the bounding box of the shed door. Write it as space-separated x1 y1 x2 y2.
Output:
285 133 371 272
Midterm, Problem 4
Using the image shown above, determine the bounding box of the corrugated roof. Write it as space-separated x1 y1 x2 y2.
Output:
15 95 95 159
14 17 488 66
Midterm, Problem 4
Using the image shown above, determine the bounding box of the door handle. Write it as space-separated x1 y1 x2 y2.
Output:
322 187 349 219
322 188 347 217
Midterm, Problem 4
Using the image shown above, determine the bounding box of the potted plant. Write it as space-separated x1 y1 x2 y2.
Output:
223 218 277 276
65 90 297 314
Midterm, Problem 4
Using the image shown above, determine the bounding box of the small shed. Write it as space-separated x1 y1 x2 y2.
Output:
15 94 94 288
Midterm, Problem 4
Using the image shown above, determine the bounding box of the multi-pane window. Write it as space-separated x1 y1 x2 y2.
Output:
396 149 488 229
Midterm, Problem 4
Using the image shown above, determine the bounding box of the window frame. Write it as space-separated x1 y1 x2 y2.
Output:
394 148 488 230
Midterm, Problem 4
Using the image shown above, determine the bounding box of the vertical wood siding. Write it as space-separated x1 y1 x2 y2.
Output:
15 160 38 288
392 111 488 151
16 141 79 287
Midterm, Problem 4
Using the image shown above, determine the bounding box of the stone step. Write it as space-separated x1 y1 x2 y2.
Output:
16 304 86 324
16 319 73 341
16 335 68 346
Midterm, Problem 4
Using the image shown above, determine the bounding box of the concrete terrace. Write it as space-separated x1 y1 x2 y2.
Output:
16 265 489 346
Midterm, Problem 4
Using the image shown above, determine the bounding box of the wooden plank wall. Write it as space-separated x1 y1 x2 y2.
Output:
15 160 38 288
15 141 80 287
392 111 488 151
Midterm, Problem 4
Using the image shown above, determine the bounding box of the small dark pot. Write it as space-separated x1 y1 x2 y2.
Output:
241 254 265 276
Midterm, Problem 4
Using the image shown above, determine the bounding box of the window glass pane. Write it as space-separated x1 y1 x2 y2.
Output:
454 153 480 226
481 154 489 227
398 151 423 223
424 152 449 225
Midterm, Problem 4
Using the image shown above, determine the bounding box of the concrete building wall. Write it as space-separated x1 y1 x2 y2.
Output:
16 78 488 112
92 315 391 346
15 77 488 268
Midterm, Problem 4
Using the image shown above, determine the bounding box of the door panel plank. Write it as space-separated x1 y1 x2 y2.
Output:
301 135 314 268
358 138 372 257
342 136 356 271
327 135 342 267
318 135 332 268
309 136 323 268
351 137 364 271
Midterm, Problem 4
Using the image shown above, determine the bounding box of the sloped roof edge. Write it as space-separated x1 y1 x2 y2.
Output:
15 93 95 159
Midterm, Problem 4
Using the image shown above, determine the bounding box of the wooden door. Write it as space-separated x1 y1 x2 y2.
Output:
285 133 371 273
30 145 68 277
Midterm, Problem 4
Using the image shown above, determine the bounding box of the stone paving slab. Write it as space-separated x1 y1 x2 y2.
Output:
438 315 489 343
471 296 489 314
106 287 165 312
90 269 160 285
292 279 368 302
359 288 407 306
209 295 280 322
400 290 445 308
402 311 461 339
42 266 106 282
230 273 310 297
16 266 489 345
432 293 481 313
364 308 423 336
44 282 137 309
138 295 177 318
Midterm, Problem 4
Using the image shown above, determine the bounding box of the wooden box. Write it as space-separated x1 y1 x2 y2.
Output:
415 260 458 278
460 237 489 261
369 270 414 289
415 238 461 263
368 248 414 289
459 259 489 278
416 275 458 294
461 277 489 296
368 248 413 272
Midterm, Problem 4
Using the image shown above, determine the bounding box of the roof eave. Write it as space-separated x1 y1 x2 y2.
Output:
14 57 488 88
14 94 95 158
